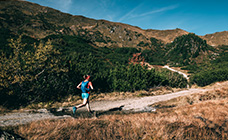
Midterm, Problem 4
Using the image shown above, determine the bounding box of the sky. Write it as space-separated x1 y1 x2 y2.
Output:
26 0 228 35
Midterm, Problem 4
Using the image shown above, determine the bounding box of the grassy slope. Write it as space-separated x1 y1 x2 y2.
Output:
3 81 227 140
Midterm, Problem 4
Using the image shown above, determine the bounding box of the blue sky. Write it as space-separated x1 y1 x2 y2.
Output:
26 0 228 35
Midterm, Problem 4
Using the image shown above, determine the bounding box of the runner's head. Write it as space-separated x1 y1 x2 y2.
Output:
83 75 90 80
86 75 90 80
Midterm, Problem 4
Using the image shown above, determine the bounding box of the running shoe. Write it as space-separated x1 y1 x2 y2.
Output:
72 106 77 114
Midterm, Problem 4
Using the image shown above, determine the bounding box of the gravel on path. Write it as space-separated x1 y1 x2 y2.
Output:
0 88 207 127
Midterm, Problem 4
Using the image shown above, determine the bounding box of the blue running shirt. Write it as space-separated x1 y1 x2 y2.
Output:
81 81 90 93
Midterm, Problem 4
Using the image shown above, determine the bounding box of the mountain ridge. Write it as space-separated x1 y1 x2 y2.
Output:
1 0 228 48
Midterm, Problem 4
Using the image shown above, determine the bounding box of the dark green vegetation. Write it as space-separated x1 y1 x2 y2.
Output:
190 45 228 86
1 0 228 109
109 64 187 92
0 34 188 108
140 33 228 87
0 30 227 109
165 33 213 66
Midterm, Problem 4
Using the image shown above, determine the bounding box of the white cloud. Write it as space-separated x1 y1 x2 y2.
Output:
138 5 178 17
107 15 114 21
118 3 143 22
118 4 179 22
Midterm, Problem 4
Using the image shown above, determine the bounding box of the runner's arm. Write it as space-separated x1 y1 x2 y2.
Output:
89 82 93 90
77 82 82 89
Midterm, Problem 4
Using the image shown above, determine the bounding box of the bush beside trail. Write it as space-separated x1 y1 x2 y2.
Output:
190 45 228 87
109 64 187 92
190 68 228 87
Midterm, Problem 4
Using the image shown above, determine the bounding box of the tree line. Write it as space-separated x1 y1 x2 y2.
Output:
0 35 188 108
1 33 228 108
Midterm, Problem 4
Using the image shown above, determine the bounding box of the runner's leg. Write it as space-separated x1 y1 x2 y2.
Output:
86 99 92 112
76 98 87 108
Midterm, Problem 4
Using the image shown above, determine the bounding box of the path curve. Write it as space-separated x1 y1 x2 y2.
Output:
163 65 190 88
163 65 189 80
90 88 205 112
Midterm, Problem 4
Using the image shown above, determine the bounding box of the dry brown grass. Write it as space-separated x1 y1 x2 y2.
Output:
11 84 228 140
152 81 228 110
13 99 228 140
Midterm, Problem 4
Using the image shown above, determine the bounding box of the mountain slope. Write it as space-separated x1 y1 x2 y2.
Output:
1 0 227 48
202 31 228 46
164 33 214 65
0 0 187 49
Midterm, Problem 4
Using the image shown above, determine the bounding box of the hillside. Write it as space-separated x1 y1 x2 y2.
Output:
202 31 228 46
1 0 228 109
1 1 228 139
164 33 215 65
1 0 227 49
0 0 181 49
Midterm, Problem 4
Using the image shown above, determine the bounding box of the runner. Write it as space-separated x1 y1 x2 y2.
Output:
72 75 94 115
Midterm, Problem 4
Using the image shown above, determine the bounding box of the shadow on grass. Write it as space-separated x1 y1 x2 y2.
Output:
50 105 128 119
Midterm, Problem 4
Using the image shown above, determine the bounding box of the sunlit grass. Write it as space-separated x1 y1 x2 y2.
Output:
9 82 228 140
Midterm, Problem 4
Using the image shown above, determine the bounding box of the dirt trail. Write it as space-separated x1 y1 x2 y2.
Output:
163 65 190 88
163 65 189 80
0 65 205 127
90 88 206 112
0 88 207 127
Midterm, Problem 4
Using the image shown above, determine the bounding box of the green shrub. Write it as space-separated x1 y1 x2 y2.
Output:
109 64 156 92
0 35 189 108
190 68 228 86
108 64 188 92
159 69 188 88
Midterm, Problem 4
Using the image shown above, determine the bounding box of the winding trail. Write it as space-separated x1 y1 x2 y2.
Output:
90 88 205 112
0 65 203 127
163 65 190 88
163 65 189 80
0 88 207 127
